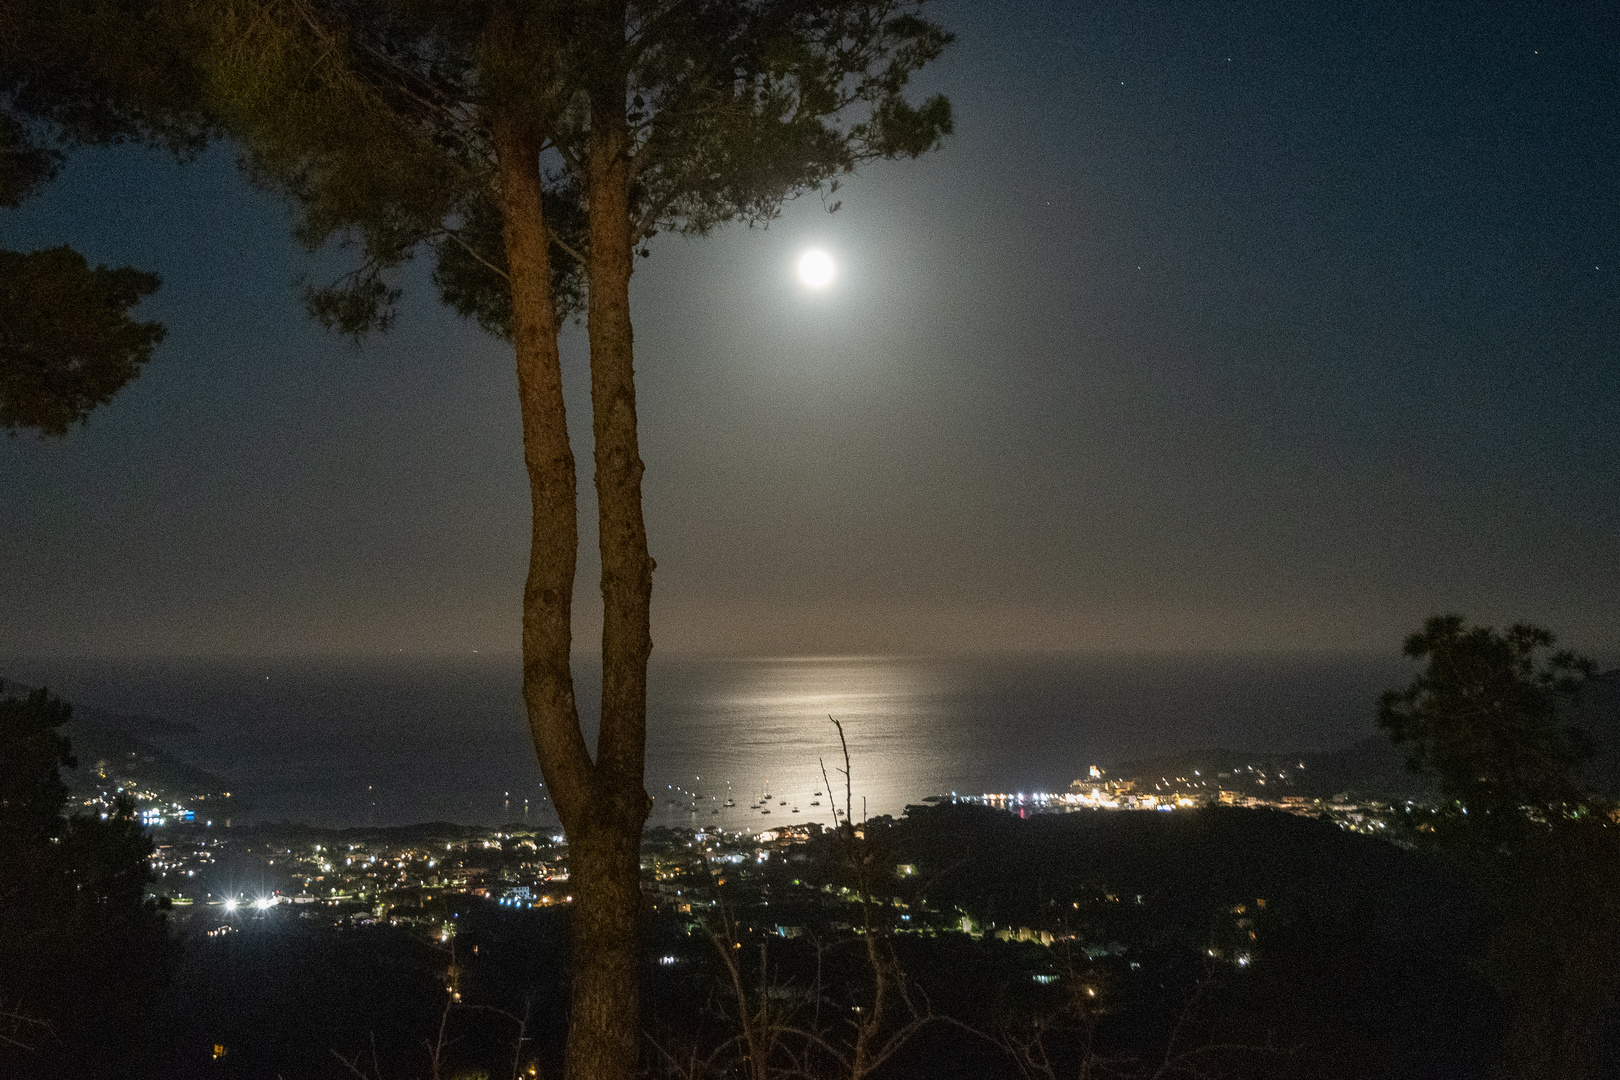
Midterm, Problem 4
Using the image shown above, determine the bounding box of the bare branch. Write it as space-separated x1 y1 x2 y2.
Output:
440 226 509 283
549 232 587 267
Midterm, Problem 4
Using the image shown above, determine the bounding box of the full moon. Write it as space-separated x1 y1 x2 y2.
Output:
797 249 835 288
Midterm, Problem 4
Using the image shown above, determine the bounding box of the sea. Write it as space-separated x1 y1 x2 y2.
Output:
0 653 1406 830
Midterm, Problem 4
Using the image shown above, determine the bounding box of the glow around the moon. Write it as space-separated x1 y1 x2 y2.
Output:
797 249 835 288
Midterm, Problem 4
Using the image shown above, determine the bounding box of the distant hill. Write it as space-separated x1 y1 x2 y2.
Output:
2 678 230 802
66 704 231 800
1106 734 1428 802
1107 667 1620 804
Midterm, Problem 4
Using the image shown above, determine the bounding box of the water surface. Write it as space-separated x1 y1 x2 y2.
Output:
1 653 1404 828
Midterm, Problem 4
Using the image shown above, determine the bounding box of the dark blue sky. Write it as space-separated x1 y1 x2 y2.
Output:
2 0 1616 657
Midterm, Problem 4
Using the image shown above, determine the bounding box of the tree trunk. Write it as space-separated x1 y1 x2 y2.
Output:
495 5 652 1075
494 116 640 1080
560 4 656 1077
493 119 592 818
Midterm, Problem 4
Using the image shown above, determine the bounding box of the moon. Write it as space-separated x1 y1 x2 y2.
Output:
797 249 835 288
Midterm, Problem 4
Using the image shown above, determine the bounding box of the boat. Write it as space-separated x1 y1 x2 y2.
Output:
760 809 771 815
810 800 820 806
791 808 800 813
723 798 735 807
778 800 787 806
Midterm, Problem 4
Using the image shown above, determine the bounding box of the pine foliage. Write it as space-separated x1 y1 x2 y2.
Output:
189 0 952 338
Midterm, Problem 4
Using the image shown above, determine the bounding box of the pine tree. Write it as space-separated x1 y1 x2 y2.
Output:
1381 617 1620 1080
190 3 952 1075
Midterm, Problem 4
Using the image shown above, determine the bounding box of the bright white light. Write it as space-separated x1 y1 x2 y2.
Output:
254 897 273 911
797 249 835 288
224 899 237 912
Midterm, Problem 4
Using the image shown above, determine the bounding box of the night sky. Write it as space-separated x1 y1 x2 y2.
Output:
2 0 1616 658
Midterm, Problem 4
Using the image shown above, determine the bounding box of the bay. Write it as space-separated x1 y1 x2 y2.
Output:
0 653 1405 829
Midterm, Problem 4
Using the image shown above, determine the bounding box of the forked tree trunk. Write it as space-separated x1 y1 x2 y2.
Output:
495 3 653 1075
493 115 644 1080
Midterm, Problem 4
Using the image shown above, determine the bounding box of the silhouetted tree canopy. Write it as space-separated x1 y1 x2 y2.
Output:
0 680 75 863
0 681 169 1076
0 246 165 435
0 105 56 207
194 0 950 338
0 679 156 911
0 0 209 163
0 0 208 436
1379 614 1599 817
1380 619 1620 1080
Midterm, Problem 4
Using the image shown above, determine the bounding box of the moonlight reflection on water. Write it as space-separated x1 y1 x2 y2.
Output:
646 656 971 829
0 653 1401 828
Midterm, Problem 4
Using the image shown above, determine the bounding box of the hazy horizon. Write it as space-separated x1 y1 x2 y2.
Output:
4 651 1425 826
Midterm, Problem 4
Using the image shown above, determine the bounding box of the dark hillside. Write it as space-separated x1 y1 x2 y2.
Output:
867 804 1498 1080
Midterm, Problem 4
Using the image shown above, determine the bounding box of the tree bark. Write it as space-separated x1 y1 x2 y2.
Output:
584 18 653 808
494 6 652 1076
493 118 592 820
495 116 640 1080
565 4 656 1077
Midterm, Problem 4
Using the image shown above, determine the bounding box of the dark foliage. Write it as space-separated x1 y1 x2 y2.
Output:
197 0 950 338
0 106 57 207
0 0 210 156
0 680 175 1079
1379 619 1620 1080
1 0 209 435
428 188 586 340
643 807 1499 1079
1379 615 1599 816
0 681 75 856
0 246 164 435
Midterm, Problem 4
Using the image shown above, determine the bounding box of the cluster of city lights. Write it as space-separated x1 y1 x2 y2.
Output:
218 895 279 912
497 894 573 908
